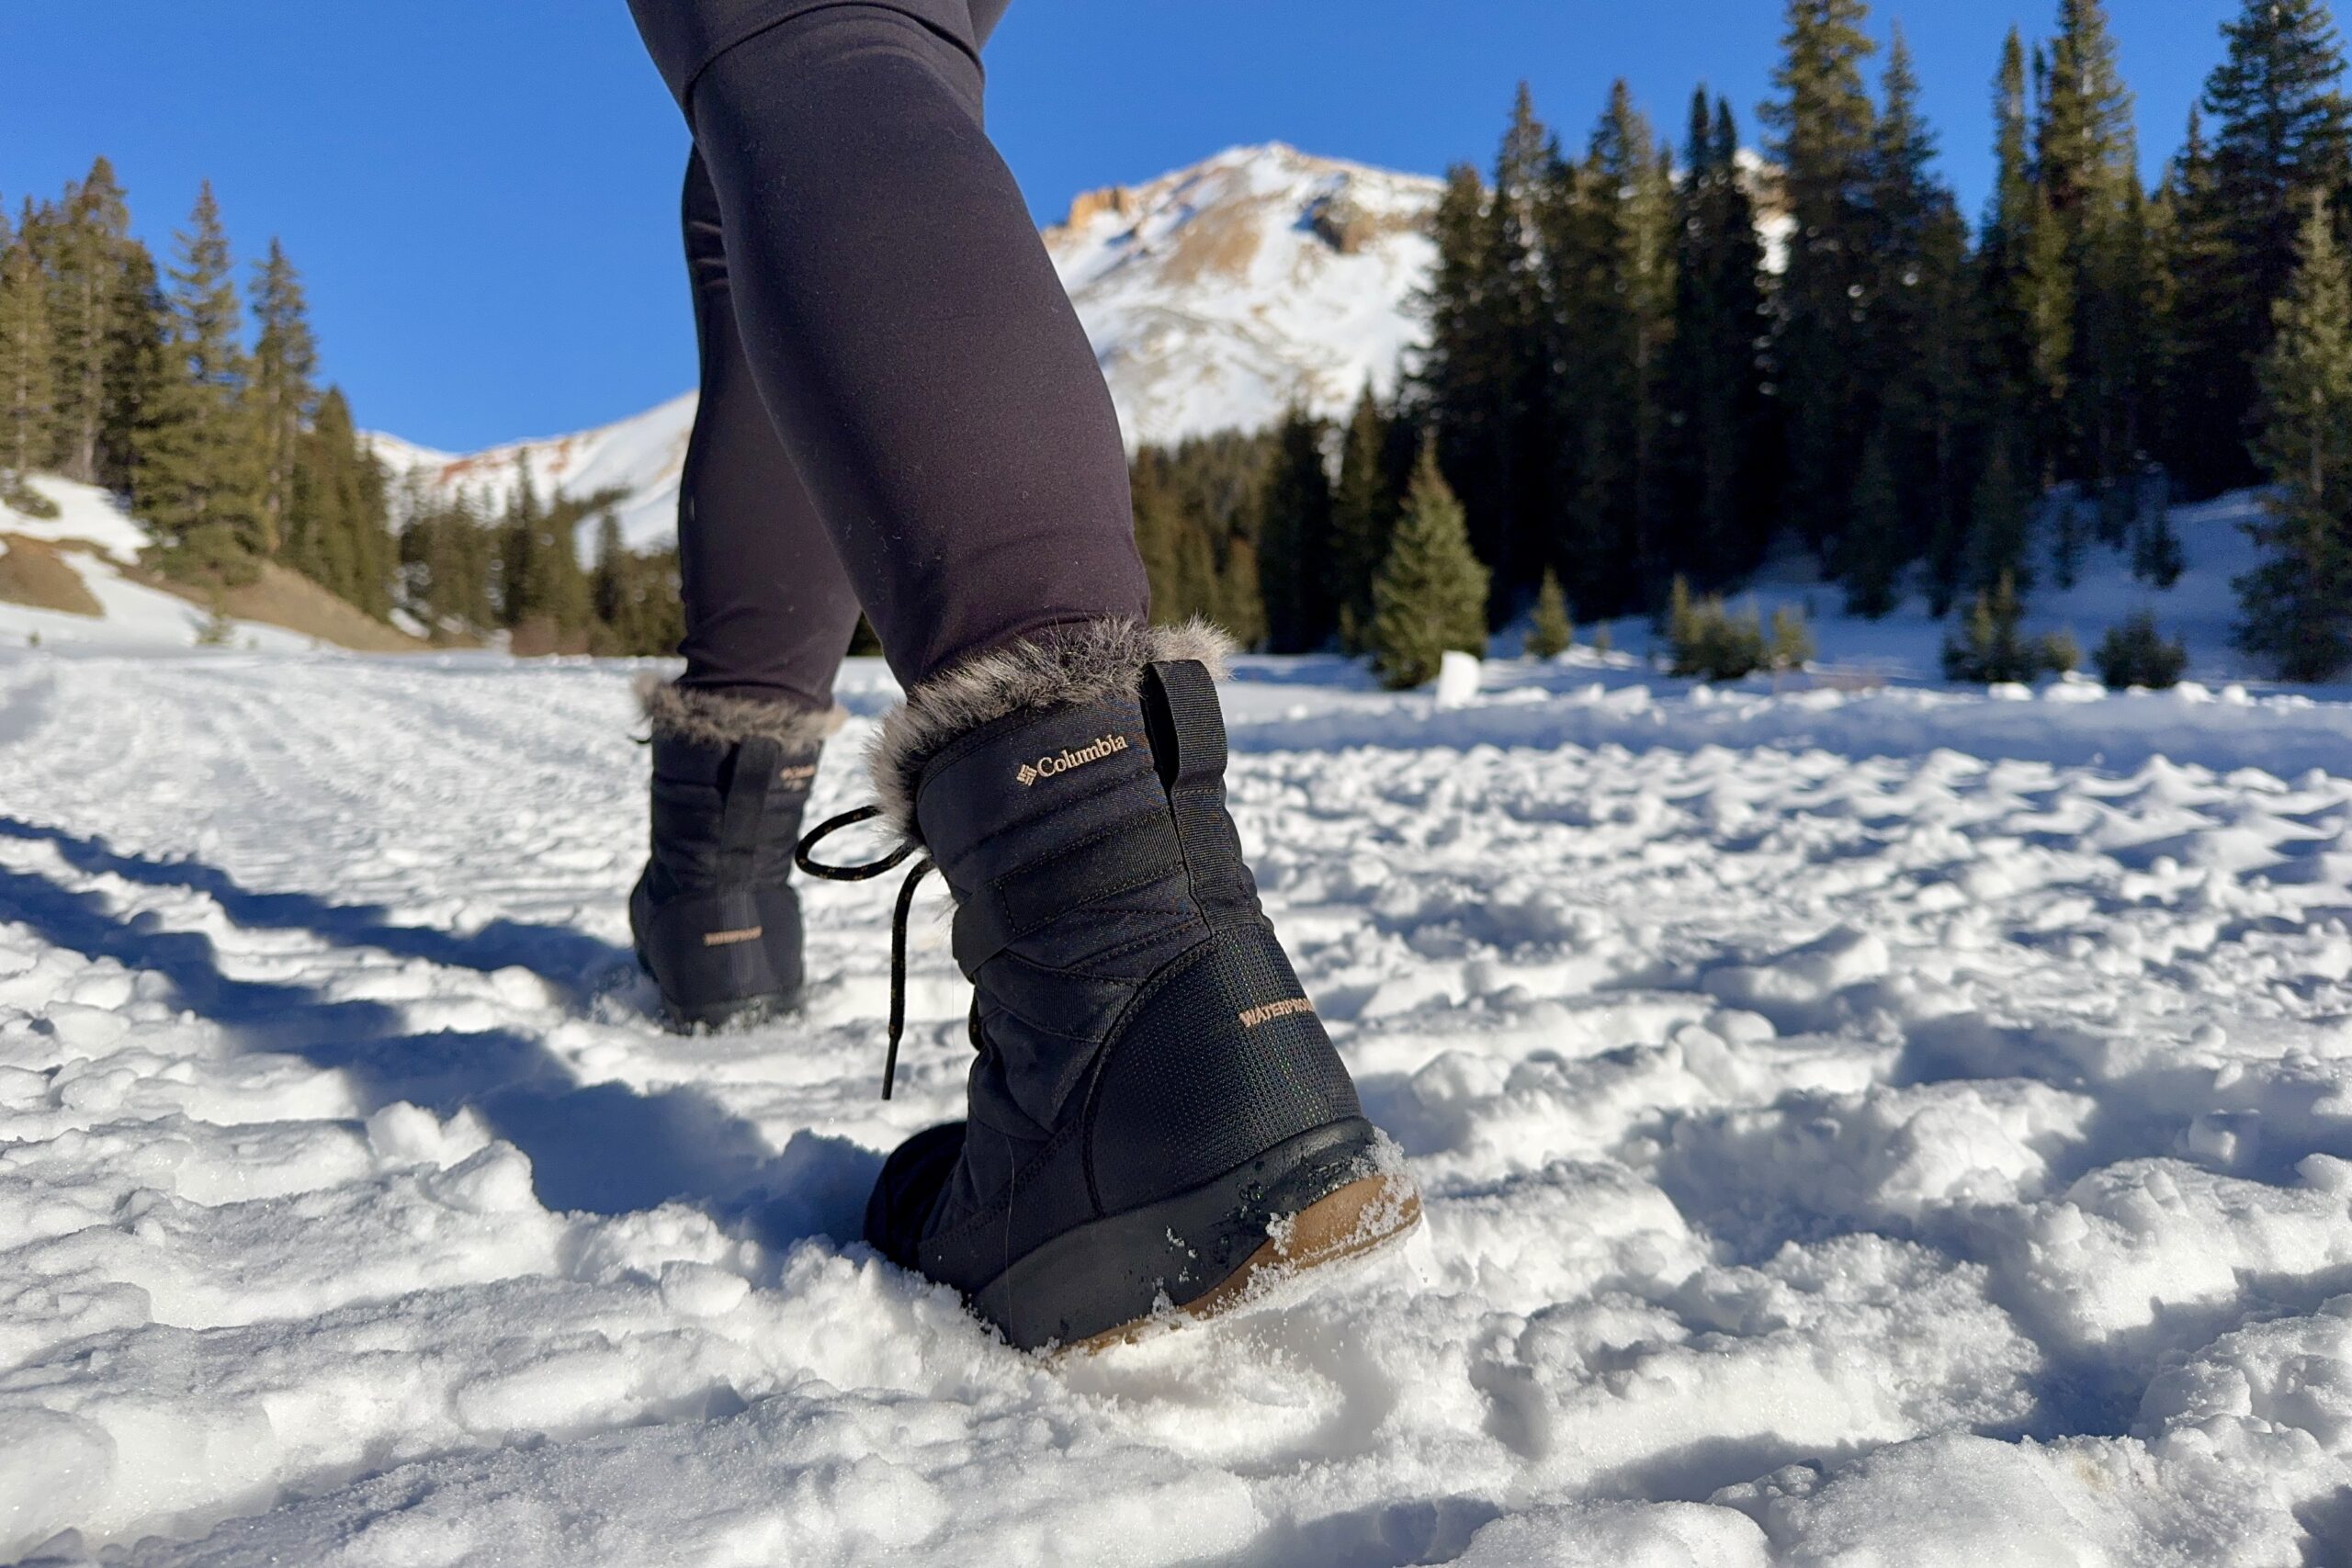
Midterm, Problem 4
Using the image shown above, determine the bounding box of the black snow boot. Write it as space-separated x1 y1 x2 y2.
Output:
816 620 1418 1350
630 679 841 1030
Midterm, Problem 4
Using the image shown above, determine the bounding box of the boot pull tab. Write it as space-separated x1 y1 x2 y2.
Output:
718 735 784 880
1141 660 1252 919
1139 659 1227 791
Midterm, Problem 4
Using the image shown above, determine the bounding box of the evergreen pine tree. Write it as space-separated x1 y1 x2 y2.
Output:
401 488 498 635
1330 385 1397 649
2094 608 2189 688
288 387 391 615
1257 407 1337 652
1525 567 1573 658
248 239 318 558
140 183 263 575
1943 570 2064 682
2161 107 2230 495
1761 0 1879 556
0 238 55 480
98 242 166 498
1487 84 1563 608
1966 424 2037 594
1663 92 1770 583
1122 431 1275 645
2032 0 2143 486
1980 30 2042 423
1664 575 1770 681
1861 28 1971 604
1165 509 1219 627
1769 605 1816 671
1419 165 1506 572
1841 424 1905 617
2132 473 2188 588
1216 532 1268 651
499 459 542 626
590 513 630 638
522 497 592 646
631 547 686 658
2023 181 2076 478
1369 444 1490 689
2177 0 2352 497
2037 0 2138 224
2240 194 2352 679
1131 446 1194 622
1558 83 1676 614
45 159 132 484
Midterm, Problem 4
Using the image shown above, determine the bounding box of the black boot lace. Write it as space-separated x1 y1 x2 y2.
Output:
796 806 934 1100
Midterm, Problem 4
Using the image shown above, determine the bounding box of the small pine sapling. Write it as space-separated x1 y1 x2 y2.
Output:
1525 569 1573 659
2094 609 2188 689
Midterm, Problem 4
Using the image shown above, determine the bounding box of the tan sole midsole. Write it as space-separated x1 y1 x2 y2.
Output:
1074 1172 1421 1352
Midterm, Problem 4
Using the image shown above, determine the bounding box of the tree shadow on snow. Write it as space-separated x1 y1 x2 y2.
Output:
0 816 630 1007
0 841 878 1248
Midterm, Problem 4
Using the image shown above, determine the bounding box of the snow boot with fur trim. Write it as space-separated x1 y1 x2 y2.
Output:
831 621 1419 1350
631 680 840 1030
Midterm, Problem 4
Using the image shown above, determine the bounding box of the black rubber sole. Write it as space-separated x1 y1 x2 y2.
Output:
968 1116 1417 1352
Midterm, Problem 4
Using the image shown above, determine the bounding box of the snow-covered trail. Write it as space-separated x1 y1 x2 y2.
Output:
5 652 2352 1565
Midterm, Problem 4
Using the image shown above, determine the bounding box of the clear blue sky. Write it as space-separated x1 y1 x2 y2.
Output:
2 0 2247 452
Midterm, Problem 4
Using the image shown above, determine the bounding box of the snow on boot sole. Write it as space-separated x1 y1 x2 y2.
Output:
1067 1172 1422 1354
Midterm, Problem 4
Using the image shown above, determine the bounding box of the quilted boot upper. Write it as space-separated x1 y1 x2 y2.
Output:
864 646 1364 1308
629 682 837 1027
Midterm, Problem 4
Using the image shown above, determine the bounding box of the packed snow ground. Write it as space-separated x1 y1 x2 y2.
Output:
6 649 2352 1564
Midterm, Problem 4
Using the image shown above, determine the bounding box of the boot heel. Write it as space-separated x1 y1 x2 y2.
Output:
1079 1168 1422 1352
971 1117 1419 1351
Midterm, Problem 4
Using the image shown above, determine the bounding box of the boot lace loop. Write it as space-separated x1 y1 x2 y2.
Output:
796 806 933 1100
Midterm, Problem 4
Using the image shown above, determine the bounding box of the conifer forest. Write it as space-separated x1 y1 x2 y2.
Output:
8 0 2352 675
0 164 681 654
1134 0 2352 684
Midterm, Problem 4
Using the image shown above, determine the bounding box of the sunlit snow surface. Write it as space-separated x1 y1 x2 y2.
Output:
5 650 2352 1564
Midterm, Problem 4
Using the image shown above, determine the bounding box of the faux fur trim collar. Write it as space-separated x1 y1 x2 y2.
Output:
870 618 1233 840
636 676 847 751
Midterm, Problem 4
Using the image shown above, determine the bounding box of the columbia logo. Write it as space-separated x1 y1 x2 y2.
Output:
1237 997 1317 1029
776 764 818 786
1015 733 1131 786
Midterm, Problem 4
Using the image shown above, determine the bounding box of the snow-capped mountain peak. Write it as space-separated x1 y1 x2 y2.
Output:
1043 142 1442 446
368 143 1443 553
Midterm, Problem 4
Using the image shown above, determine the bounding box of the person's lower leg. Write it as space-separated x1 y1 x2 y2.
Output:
636 1 1414 1338
681 6 1147 689
674 147 862 710
631 149 860 1028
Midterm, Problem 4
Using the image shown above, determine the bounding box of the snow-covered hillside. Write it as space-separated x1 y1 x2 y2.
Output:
0 477 340 654
1043 142 1441 445
365 393 695 555
368 144 1442 553
7 649 2352 1562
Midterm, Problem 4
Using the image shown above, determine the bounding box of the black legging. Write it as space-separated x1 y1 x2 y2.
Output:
632 0 1148 710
